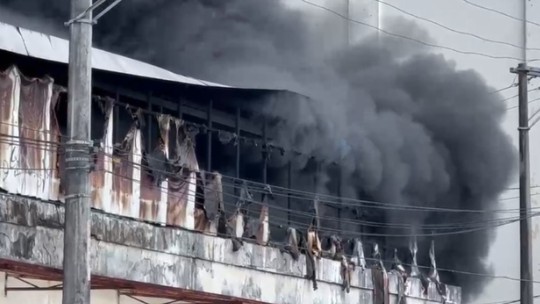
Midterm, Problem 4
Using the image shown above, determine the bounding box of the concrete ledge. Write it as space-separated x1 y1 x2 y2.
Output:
0 194 460 304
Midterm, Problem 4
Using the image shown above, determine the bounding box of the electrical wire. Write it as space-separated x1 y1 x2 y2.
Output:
506 97 540 110
1 188 539 287
300 0 538 61
462 0 540 29
375 0 540 51
0 148 533 238
3 124 539 217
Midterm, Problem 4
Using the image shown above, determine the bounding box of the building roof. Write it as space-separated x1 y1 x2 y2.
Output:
0 21 230 88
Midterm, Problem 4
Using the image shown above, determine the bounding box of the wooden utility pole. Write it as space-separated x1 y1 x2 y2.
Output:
63 0 93 303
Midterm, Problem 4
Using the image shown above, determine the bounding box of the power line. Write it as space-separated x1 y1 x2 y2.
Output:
0 136 533 236
1 187 539 286
375 0 540 51
462 0 540 29
300 0 537 61
477 295 540 304
3 116 538 216
506 96 540 110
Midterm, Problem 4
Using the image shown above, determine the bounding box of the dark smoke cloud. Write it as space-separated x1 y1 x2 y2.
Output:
0 0 516 300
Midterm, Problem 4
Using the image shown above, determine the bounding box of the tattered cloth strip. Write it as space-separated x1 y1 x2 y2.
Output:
372 265 390 304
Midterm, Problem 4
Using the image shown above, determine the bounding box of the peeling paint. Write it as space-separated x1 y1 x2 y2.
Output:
0 196 461 304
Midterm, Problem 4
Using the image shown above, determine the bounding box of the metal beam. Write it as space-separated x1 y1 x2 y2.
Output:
207 100 213 171
94 82 262 136
235 108 241 178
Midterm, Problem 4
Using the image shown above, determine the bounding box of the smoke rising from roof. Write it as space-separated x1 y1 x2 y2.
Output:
0 0 517 300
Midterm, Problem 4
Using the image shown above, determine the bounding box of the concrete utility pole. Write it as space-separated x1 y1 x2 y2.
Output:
63 0 93 303
510 63 540 304
63 0 123 303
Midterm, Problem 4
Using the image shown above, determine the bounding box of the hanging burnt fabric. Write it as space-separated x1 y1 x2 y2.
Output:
90 99 114 211
18 71 54 200
372 265 390 304
195 171 224 236
112 122 142 218
140 114 170 224
0 66 22 195
47 85 64 202
167 119 199 229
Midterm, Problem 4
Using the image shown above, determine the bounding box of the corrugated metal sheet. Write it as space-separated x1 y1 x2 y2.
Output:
48 87 63 202
18 73 54 198
91 101 114 211
111 124 142 218
0 22 229 88
140 114 170 224
167 119 199 230
0 66 21 195
0 66 62 200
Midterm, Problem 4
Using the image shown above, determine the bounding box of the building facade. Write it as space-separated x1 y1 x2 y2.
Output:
0 21 460 304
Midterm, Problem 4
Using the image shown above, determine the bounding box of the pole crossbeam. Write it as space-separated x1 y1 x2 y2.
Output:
65 0 124 26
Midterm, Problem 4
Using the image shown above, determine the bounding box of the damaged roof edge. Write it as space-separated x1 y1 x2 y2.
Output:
0 20 303 97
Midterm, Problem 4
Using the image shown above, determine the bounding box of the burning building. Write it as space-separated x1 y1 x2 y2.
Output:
0 1 516 303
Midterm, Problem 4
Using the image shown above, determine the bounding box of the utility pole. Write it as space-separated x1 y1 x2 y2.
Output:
515 1 532 303
62 1 124 303
512 64 533 304
63 0 93 303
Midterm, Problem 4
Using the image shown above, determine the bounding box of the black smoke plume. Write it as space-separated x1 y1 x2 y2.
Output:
0 0 516 300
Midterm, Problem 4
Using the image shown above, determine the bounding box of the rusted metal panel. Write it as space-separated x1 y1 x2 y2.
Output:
140 114 170 224
90 100 114 211
111 124 142 218
47 86 64 202
195 171 224 236
167 119 199 230
0 66 21 195
17 71 54 200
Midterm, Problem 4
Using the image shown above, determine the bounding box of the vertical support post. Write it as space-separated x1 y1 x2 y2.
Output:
147 92 153 152
262 119 268 184
207 100 213 171
63 0 92 303
113 90 120 144
235 108 241 179
287 161 292 226
337 164 342 232
177 99 183 119
517 63 533 304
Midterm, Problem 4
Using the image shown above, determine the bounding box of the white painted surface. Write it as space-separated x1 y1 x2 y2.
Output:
0 22 228 88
